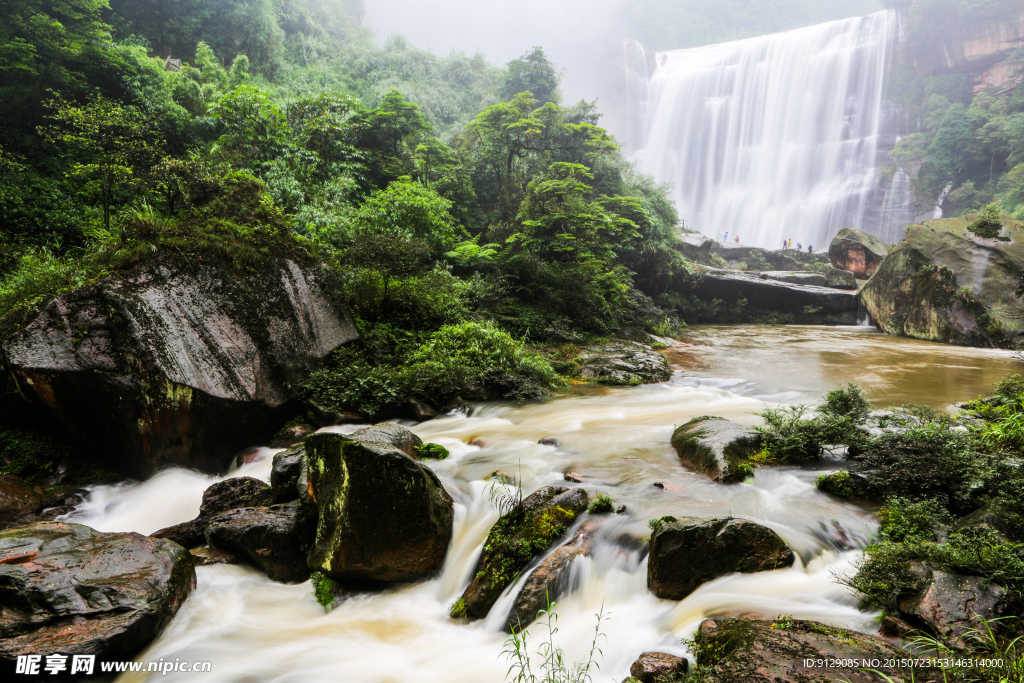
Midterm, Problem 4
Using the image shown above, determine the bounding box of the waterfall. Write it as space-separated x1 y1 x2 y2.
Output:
634 10 901 249
877 168 915 243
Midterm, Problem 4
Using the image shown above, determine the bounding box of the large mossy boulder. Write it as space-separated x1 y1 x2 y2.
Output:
829 228 889 278
205 500 315 583
454 486 589 620
575 342 672 385
1 254 358 478
859 217 1024 347
670 416 761 483
0 522 195 664
305 426 453 583
648 517 794 600
688 617 904 682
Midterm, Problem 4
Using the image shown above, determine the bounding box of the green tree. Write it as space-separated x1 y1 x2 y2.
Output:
40 93 164 232
354 179 465 250
501 47 561 105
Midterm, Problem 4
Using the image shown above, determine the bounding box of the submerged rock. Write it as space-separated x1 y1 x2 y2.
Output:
205 500 315 583
648 517 794 600
305 428 453 583
829 227 889 278
859 216 1024 347
689 617 904 682
628 651 689 683
456 486 588 620
0 522 195 663
1 254 359 478
670 416 761 483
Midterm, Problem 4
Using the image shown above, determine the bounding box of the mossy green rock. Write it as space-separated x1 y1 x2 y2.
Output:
304 428 453 583
689 617 903 682
670 416 761 483
457 485 588 620
860 216 1024 347
829 227 889 279
0 522 196 664
648 517 794 600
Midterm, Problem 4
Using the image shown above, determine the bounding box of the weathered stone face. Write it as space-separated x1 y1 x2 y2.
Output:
692 268 860 323
859 218 1024 347
0 475 43 531
305 429 454 583
0 522 195 664
629 651 689 683
829 228 889 279
898 570 1019 648
670 416 762 483
152 476 274 549
2 255 358 477
647 517 794 600
690 617 904 683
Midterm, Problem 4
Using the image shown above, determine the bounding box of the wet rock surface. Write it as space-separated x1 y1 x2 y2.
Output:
505 521 599 631
152 476 273 548
205 500 315 582
694 268 859 324
0 475 43 531
0 522 195 664
457 486 588 619
689 617 907 682
670 416 761 483
829 227 889 279
305 427 453 583
898 569 1019 647
576 343 672 385
1 255 358 478
648 517 794 600
628 651 689 683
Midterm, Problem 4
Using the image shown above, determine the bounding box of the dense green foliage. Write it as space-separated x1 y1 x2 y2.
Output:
754 383 873 463
0 0 700 421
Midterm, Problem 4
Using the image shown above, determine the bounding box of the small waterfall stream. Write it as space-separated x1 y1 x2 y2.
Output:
59 326 1024 682
633 11 903 248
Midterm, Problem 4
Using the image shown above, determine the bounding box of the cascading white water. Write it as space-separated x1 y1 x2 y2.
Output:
635 10 900 249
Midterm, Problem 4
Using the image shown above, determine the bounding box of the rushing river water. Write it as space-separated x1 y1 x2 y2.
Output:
63 325 1022 682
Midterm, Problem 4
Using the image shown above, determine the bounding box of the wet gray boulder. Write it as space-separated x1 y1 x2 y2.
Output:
688 617 903 682
628 651 689 683
305 428 453 583
670 416 761 483
455 486 589 620
576 343 672 385
0 522 195 664
1 254 358 478
898 570 1019 647
271 443 308 504
859 217 1024 347
205 500 316 583
829 228 889 278
648 517 794 600
505 521 599 631
151 476 273 548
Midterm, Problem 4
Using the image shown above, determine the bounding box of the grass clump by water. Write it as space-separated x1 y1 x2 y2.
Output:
587 493 613 514
503 597 607 683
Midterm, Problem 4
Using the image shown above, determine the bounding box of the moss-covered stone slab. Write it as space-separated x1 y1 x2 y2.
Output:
456 486 588 620
1 255 358 477
305 429 453 583
688 617 905 682
859 217 1024 347
648 517 794 600
670 417 761 483
0 522 195 664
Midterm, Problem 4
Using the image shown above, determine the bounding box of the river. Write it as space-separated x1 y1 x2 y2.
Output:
62 325 1022 682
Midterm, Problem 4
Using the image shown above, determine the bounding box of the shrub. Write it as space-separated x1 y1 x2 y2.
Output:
587 493 613 514
968 203 1004 239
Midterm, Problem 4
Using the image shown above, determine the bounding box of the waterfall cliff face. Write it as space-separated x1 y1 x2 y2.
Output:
634 11 903 249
